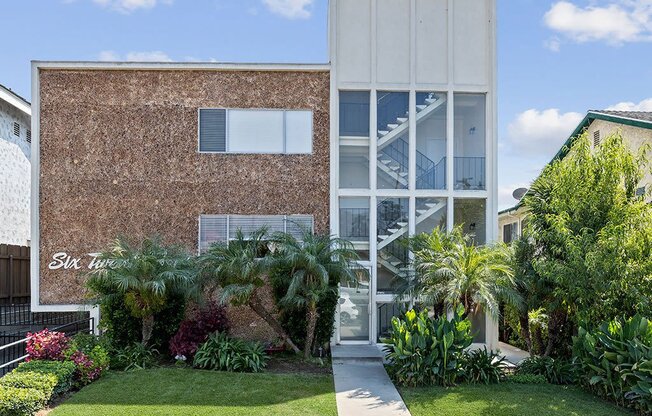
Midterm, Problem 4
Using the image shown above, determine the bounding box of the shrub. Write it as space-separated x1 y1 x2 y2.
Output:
25 329 69 361
0 371 57 401
114 343 160 371
574 314 652 413
461 347 508 384
193 332 268 373
15 360 76 395
169 302 230 360
0 385 47 416
90 281 186 352
516 356 575 385
507 373 548 384
67 345 109 386
383 307 473 387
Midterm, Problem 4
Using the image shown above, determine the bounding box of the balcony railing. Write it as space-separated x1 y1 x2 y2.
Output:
454 157 486 190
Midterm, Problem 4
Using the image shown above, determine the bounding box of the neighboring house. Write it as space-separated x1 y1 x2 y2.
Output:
499 110 652 243
31 0 498 349
0 84 31 247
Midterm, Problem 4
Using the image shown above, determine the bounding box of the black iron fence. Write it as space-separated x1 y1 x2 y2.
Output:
0 316 94 376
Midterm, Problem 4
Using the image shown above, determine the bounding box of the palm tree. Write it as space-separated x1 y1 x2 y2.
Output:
87 236 195 346
406 226 521 321
198 227 301 354
270 228 358 359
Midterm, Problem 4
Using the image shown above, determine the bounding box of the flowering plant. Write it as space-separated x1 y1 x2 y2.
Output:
25 329 70 361
169 302 230 360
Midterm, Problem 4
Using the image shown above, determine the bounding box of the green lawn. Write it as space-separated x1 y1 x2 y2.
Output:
51 368 337 416
400 383 632 416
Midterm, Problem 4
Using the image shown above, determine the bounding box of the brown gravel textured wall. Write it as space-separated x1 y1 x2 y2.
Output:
38 68 330 340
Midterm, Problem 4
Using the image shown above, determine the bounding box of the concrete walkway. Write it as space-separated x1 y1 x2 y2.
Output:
331 345 411 416
498 341 530 365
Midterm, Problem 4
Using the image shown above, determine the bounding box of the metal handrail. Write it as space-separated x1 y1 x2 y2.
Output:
0 317 94 373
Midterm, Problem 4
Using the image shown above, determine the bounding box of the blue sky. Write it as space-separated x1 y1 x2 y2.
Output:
2 0 651 209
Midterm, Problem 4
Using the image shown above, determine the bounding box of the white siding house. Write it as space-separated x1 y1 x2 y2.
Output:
0 85 31 247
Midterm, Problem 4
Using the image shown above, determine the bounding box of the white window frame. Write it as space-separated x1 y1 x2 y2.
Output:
197 108 313 155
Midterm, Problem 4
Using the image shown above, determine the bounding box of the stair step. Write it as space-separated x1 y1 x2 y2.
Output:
425 203 438 208
399 172 408 177
379 159 392 165
387 124 399 130
390 261 401 267
425 98 437 104
388 228 399 233
397 222 408 227
388 164 400 171
417 209 428 215
416 105 427 111
378 130 389 136
397 117 408 123
378 235 389 240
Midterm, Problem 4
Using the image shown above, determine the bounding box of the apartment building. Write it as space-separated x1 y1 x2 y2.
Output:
32 0 498 348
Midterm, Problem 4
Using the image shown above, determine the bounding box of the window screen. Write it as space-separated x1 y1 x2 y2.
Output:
199 109 226 152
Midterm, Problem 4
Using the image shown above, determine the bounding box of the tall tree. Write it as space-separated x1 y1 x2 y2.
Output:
525 132 652 325
199 228 301 354
270 229 358 359
87 236 195 346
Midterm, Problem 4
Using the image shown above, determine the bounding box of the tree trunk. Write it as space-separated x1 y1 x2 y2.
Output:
248 292 301 354
518 314 533 356
544 309 566 357
142 314 154 346
304 302 319 360
533 326 545 356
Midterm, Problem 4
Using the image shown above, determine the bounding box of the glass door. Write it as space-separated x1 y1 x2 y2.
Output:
338 265 371 342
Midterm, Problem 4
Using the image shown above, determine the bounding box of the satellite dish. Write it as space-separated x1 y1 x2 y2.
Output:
512 188 528 201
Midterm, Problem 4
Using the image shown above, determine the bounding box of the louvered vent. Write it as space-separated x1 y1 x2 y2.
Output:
593 130 601 147
26 130 31 143
199 216 227 253
199 109 226 152
13 122 20 137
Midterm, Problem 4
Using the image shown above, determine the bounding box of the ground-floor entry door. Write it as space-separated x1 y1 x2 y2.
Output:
338 265 371 343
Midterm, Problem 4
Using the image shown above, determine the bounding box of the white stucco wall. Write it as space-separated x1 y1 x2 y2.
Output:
0 99 31 246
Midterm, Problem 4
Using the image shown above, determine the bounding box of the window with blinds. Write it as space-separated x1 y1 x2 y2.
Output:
198 108 313 154
199 215 314 252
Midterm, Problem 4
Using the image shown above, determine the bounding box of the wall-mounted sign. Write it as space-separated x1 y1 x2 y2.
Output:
47 252 113 270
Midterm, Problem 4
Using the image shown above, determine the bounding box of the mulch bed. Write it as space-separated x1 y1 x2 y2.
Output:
265 353 332 375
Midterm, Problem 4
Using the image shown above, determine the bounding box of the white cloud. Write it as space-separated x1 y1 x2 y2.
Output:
607 98 652 111
507 109 584 156
543 1 652 46
262 0 313 19
98 50 172 61
543 37 561 52
92 0 171 13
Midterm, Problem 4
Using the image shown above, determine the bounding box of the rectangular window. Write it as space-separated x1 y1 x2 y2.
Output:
339 91 370 137
503 222 519 244
199 214 313 252
454 198 486 245
377 197 409 293
454 94 486 190
377 91 409 190
199 109 312 154
340 197 370 260
416 92 447 190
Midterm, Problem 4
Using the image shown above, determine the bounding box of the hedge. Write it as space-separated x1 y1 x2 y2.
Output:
0 371 57 401
0 385 47 416
16 360 76 395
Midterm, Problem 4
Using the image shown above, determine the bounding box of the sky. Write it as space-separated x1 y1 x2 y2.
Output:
2 0 652 210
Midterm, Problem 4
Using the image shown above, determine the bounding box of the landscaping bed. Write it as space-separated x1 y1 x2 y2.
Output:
49 367 337 416
400 383 632 416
